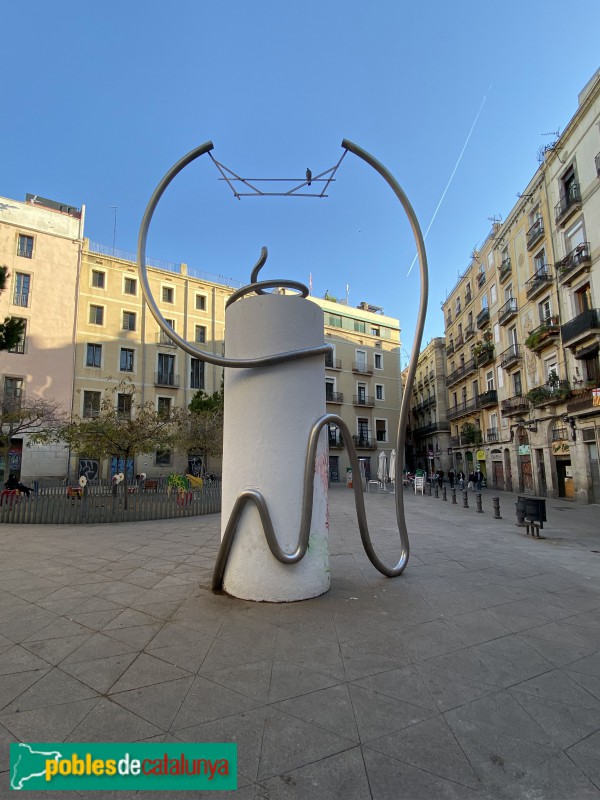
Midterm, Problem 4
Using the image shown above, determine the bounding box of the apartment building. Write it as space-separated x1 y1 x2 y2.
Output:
0 194 84 481
441 69 600 502
311 297 401 483
405 337 450 473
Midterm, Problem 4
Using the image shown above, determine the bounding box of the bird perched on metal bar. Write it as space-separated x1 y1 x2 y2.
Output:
306 168 312 186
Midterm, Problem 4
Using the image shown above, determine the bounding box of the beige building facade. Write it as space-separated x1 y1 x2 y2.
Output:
441 69 600 502
0 194 84 481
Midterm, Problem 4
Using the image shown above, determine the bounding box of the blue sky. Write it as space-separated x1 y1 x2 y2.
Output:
2 1 599 362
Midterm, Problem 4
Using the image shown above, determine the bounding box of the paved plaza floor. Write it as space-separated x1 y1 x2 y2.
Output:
1 485 600 798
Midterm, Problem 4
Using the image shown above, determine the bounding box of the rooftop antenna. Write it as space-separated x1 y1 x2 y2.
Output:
487 214 502 225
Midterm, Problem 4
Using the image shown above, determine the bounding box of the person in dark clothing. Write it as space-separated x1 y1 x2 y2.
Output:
437 468 444 488
448 469 455 488
5 474 32 498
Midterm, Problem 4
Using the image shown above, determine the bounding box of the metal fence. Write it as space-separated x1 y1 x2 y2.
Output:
0 487 221 525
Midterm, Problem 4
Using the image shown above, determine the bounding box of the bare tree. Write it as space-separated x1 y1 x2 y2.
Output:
33 380 184 507
0 390 64 481
182 389 224 475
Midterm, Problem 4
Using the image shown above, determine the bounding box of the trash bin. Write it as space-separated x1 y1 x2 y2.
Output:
346 467 353 488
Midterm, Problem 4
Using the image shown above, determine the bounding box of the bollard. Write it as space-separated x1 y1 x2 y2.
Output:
463 490 469 508
427 481 432 496
451 488 457 504
442 486 447 501
492 496 502 519
434 485 439 498
476 492 483 513
515 498 526 527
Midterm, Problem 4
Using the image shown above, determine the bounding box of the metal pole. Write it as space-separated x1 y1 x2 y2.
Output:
476 492 483 513
442 486 447 501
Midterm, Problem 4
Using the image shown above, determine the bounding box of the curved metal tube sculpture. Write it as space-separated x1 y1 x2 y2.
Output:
137 139 428 589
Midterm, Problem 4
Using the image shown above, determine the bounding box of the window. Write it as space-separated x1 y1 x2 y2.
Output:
159 319 175 344
574 282 592 315
497 366 504 388
17 234 33 258
156 449 172 466
534 249 547 274
83 391 101 418
486 370 494 391
374 353 383 370
13 273 30 307
493 323 500 343
123 277 137 295
375 419 387 442
195 294 206 311
157 353 175 385
455 297 461 315
190 358 204 390
86 343 102 368
565 219 585 255
544 357 558 383
117 393 132 418
371 326 380 336
481 294 488 310
487 251 494 269
490 283 497 305
328 314 342 328
376 384 384 400
157 397 172 417
354 319 366 333
195 325 206 344
539 297 552 322
120 348 134 372
513 371 522 396
122 311 136 331
2 377 23 413
91 270 105 288
490 412 498 431
89 305 104 325
326 378 335 401
162 286 174 303
8 319 26 354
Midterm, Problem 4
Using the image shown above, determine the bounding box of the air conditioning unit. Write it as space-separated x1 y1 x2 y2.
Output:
582 428 596 442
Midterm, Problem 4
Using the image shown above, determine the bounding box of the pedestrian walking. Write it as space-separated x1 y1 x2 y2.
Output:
437 468 444 488
448 469 455 488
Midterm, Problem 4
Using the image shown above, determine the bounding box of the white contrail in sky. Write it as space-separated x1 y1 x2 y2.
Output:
407 85 492 277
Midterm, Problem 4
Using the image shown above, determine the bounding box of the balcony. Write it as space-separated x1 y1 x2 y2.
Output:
156 333 177 347
561 308 600 349
476 270 486 287
552 427 569 442
474 345 495 368
353 394 375 407
557 242 592 285
526 218 545 250
525 268 553 300
352 362 373 376
155 372 180 387
446 358 476 387
454 333 464 348
524 316 560 352
478 389 498 408
498 297 518 326
418 379 424 389
446 342 455 356
526 381 570 408
447 397 479 421
465 290 472 305
500 344 521 369
325 354 341 370
446 312 453 325
567 386 600 415
352 435 378 450
476 308 490 329
328 432 344 449
326 391 344 404
500 395 529 415
499 257 512 283
486 428 499 443
555 183 582 226
464 323 475 341
413 421 447 437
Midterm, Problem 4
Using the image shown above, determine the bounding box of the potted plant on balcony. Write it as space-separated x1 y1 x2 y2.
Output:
526 386 552 406
460 422 483 446
525 325 550 350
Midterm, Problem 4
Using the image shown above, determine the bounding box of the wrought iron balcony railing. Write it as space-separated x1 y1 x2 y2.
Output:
325 355 341 369
353 394 375 407
477 389 498 407
525 268 553 300
498 297 518 325
446 358 476 387
352 435 377 450
500 394 529 415
476 308 490 329
499 257 512 282
500 344 521 369
352 362 373 375
486 428 499 442
526 218 545 250
555 183 581 224
326 391 344 403
556 242 591 283
155 372 180 387
561 308 600 347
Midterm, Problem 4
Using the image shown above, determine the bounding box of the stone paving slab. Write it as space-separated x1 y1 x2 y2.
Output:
1 485 600 798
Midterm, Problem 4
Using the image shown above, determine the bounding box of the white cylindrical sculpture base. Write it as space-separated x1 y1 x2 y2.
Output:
221 294 329 602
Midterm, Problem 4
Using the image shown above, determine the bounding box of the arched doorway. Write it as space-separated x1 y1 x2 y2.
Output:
551 419 573 498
